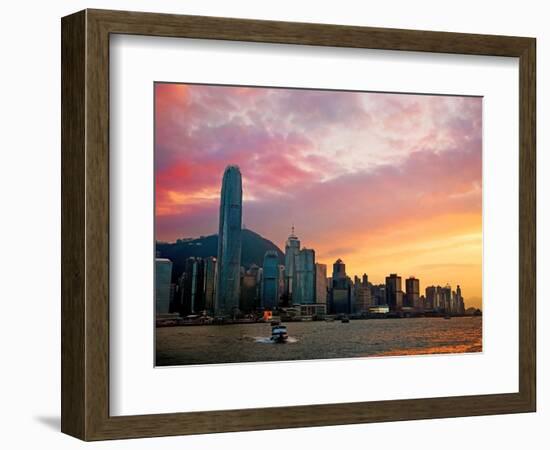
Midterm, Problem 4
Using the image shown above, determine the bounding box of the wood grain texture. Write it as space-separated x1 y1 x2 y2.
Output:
518 39 536 410
85 10 111 439
61 9 537 441
61 10 86 439
89 8 532 56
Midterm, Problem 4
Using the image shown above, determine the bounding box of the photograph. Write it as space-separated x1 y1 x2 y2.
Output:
154 82 483 366
0 1 540 445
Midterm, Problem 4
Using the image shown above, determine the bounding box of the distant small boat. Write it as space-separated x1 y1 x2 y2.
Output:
271 325 288 343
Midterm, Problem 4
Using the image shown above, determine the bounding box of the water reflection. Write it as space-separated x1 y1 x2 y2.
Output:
156 316 482 366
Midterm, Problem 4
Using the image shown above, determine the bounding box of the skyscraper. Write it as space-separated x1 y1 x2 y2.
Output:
385 273 403 311
284 226 301 302
330 258 352 314
456 285 465 314
440 285 452 313
294 248 316 305
354 287 372 314
203 256 217 314
332 258 347 287
278 265 286 303
181 257 205 315
315 263 328 305
425 285 440 310
214 165 243 317
155 258 173 314
405 276 420 309
240 266 259 313
371 284 386 306
261 251 280 310
355 273 372 313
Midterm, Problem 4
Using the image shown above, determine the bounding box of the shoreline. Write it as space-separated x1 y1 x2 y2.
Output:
156 313 482 328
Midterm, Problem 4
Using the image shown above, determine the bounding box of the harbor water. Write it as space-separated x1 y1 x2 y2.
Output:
155 316 482 366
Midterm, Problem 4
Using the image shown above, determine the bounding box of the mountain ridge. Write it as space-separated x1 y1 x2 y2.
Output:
156 228 285 282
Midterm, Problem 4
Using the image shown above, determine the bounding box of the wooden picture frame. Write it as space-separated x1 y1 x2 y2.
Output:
61 8 536 441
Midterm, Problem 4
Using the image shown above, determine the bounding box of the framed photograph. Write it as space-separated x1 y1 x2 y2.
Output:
61 9 536 440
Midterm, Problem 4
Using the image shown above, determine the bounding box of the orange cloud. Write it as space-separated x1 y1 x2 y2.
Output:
154 83 483 308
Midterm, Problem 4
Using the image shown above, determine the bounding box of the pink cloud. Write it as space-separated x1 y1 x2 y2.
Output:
154 83 482 254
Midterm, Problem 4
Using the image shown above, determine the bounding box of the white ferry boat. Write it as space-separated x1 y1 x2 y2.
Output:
271 325 289 343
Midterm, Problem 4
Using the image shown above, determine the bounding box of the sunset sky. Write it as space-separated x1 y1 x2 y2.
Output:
155 83 482 309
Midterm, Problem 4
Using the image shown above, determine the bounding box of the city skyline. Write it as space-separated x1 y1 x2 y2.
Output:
157 168 476 314
156 165 470 318
155 83 482 308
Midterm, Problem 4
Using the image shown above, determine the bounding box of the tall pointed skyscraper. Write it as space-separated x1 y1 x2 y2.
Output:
214 165 243 317
284 226 301 302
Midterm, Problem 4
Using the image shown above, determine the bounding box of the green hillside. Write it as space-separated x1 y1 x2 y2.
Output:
156 228 285 281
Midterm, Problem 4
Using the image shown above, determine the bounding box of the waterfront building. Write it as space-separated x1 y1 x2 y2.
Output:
385 273 403 311
371 284 387 306
405 276 420 309
354 286 372 313
315 263 328 305
261 251 280 310
169 283 176 311
299 303 327 317
326 277 333 311
449 285 465 315
182 260 194 314
440 285 452 313
284 226 301 302
425 286 434 309
369 305 390 314
294 248 316 305
330 258 353 314
240 268 259 313
456 285 465 314
155 258 173 315
278 265 286 304
331 286 352 314
215 165 243 317
191 258 206 313
203 256 217 314
332 258 347 288
256 267 263 303
181 257 205 315
249 264 262 303
425 285 441 310
419 294 426 310
173 273 185 314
